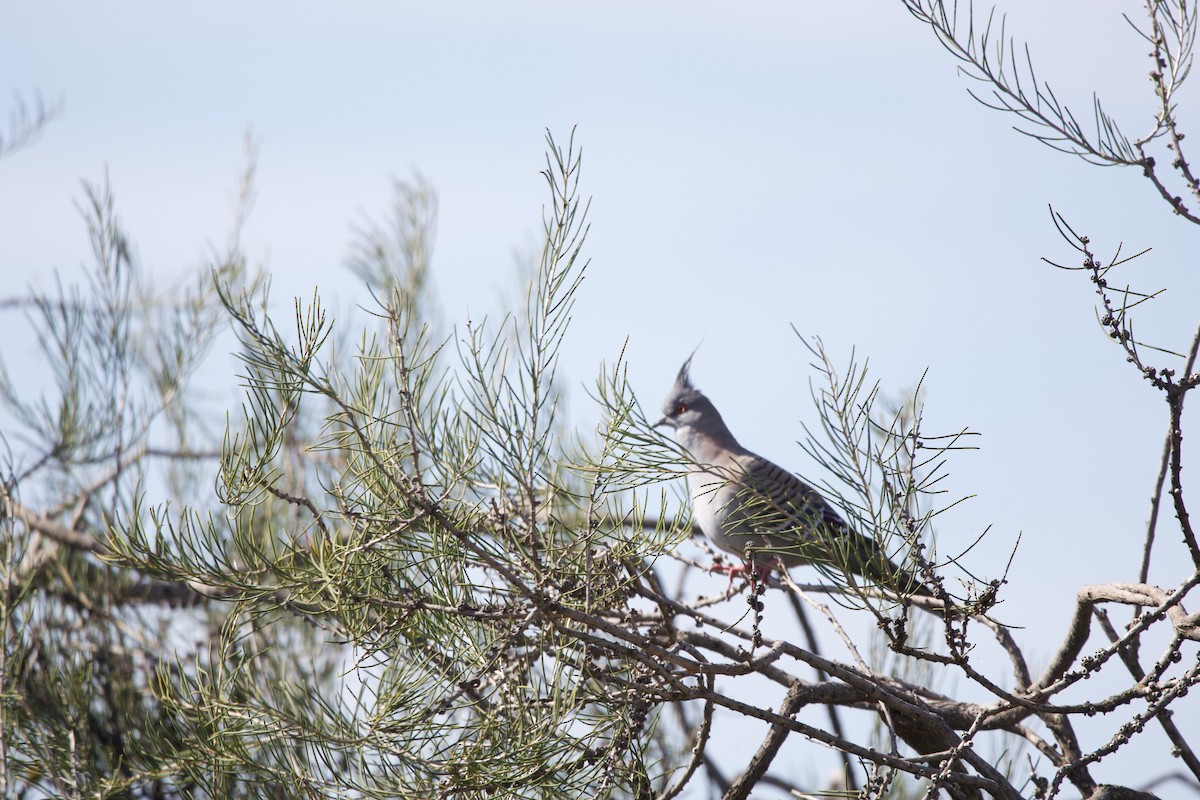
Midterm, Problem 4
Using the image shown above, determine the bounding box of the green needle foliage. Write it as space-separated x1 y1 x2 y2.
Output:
2 132 691 798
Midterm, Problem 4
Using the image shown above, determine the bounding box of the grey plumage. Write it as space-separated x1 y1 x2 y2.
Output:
655 356 930 597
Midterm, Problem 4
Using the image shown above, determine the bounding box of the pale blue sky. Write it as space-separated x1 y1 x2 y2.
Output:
3 1 1198 793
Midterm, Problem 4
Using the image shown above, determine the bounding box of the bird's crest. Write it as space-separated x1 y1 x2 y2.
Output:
674 355 696 393
674 340 705 394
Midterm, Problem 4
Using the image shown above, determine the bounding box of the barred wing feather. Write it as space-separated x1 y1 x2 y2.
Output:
735 453 930 597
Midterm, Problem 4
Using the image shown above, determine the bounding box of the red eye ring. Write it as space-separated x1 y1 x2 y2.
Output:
676 403 687 414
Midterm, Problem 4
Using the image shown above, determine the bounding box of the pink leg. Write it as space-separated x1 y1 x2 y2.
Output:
708 560 777 591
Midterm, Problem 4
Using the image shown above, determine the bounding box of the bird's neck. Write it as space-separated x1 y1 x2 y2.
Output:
676 423 741 464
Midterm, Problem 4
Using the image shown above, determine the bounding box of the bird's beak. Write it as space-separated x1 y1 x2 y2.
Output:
653 416 672 430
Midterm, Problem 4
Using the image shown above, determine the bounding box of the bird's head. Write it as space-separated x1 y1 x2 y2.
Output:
653 355 718 432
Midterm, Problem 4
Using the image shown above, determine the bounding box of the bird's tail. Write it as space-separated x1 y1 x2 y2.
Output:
841 531 937 602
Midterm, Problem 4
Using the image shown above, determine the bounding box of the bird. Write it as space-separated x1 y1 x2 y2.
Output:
654 356 932 599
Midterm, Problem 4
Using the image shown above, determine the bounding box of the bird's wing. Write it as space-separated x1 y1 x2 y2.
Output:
734 453 848 541
734 452 928 595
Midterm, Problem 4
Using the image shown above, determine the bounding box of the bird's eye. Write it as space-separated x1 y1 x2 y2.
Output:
676 403 687 415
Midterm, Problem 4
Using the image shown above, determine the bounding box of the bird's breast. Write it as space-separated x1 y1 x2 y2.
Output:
687 470 745 554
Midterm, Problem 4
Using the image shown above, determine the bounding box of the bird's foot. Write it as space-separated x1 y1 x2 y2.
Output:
708 561 775 592
707 562 745 593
